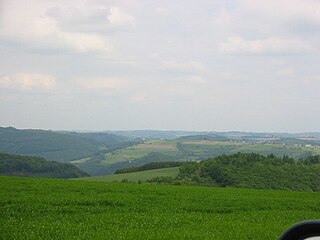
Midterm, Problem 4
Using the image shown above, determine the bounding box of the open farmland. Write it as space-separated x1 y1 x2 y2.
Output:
72 139 320 175
1 177 320 239
72 140 184 175
176 141 320 160
102 140 178 165
75 167 179 182
181 140 242 145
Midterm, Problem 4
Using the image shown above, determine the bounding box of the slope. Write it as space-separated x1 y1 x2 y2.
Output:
75 167 179 182
0 152 89 178
0 127 130 162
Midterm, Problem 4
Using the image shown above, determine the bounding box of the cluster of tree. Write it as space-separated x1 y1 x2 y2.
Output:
148 153 320 192
304 155 320 164
115 161 184 174
0 152 89 178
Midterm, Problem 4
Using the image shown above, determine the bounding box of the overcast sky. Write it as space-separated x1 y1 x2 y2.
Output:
0 0 319 132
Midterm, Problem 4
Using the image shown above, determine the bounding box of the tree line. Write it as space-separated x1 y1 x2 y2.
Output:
148 153 320 192
115 161 184 174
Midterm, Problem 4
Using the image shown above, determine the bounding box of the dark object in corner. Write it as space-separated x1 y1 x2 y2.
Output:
279 220 320 240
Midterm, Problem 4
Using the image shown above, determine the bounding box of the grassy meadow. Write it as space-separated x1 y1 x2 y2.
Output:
1 176 320 239
75 167 179 182
102 140 179 164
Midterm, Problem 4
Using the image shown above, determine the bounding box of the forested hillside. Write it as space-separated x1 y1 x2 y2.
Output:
0 152 89 178
64 131 129 147
150 153 320 192
0 127 130 162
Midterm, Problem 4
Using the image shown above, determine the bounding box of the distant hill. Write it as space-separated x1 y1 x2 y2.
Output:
177 134 227 141
0 152 89 178
107 130 205 140
0 127 130 162
109 130 320 140
63 131 129 147
273 137 320 146
2 127 320 177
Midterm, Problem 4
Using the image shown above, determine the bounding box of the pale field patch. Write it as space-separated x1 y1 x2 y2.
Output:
182 140 241 146
70 157 91 164
135 143 177 150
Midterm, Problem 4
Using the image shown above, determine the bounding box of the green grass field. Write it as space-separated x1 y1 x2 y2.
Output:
75 167 179 182
1 177 320 239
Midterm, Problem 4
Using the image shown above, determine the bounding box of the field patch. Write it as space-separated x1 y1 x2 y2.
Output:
70 157 90 164
102 148 151 165
101 140 178 165
1 177 320 239
135 143 177 150
181 140 241 146
75 167 179 182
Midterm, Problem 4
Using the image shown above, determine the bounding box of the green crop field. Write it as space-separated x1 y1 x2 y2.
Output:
75 167 179 182
1 177 320 239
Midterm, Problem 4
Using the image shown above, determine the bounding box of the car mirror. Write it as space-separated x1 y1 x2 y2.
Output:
279 221 320 240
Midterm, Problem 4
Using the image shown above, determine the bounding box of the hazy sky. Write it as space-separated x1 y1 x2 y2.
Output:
0 0 319 132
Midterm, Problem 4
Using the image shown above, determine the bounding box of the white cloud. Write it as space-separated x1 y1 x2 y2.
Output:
108 7 135 27
276 68 296 77
130 92 150 104
154 7 168 16
96 55 139 67
220 37 313 55
187 76 207 84
47 5 135 33
241 0 320 27
77 77 130 95
160 60 205 72
0 73 56 90
0 1 113 53
1 0 320 131
302 75 320 85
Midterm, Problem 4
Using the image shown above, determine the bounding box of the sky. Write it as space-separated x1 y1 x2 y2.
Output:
0 0 319 132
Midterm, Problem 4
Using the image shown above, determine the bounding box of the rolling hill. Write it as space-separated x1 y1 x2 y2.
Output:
2 127 320 176
72 138 320 176
0 127 131 162
0 152 89 178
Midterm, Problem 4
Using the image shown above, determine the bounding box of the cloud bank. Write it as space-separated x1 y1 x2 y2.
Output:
0 0 319 132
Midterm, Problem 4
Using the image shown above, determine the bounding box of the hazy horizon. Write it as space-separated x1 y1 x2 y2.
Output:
2 125 320 134
1 0 319 132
